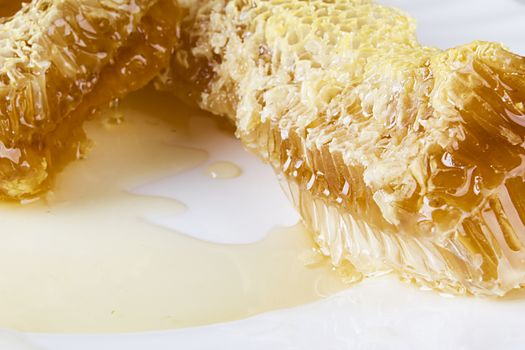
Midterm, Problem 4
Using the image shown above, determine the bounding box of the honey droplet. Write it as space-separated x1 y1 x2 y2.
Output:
205 161 242 179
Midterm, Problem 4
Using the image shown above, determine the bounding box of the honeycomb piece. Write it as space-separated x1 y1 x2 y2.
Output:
0 0 180 199
157 0 525 295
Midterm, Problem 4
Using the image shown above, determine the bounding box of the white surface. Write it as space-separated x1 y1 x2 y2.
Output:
22 277 525 350
133 116 298 245
6 1 525 349
382 0 525 55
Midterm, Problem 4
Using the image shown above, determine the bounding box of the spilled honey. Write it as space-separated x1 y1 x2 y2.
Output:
205 161 242 179
0 87 353 333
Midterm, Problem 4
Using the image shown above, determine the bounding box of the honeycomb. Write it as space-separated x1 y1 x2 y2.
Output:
0 0 181 199
157 0 525 295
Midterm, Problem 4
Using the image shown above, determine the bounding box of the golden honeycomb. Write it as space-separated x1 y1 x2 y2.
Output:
0 0 181 199
157 0 525 295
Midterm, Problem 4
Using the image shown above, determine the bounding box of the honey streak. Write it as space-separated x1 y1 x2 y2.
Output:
0 87 355 333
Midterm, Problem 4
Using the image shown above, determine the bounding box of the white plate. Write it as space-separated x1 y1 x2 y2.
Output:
4 1 525 349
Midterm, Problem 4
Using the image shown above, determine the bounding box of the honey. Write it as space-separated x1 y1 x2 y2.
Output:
205 161 242 179
0 87 353 333
0 1 24 18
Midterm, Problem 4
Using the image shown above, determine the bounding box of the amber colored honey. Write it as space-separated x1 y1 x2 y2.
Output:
0 1 24 18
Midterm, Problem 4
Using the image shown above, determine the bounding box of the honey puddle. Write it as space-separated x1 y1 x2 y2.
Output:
0 88 353 333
